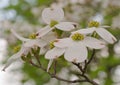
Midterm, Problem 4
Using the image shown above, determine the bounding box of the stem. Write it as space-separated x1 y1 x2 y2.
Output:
72 49 98 85
83 49 96 74
54 60 57 75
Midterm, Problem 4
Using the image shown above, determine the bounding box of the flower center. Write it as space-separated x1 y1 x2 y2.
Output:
29 33 36 39
50 20 58 27
88 21 99 27
49 41 55 49
71 33 84 41
13 45 21 53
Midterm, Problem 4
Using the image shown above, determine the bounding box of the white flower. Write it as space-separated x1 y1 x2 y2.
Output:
2 45 30 71
45 32 105 63
72 21 117 44
11 29 47 48
2 29 57 71
12 29 57 54
36 7 77 38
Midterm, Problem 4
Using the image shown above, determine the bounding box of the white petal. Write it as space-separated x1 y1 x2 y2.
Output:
71 28 95 35
41 32 57 43
36 26 53 38
24 39 47 48
40 47 48 55
11 29 30 41
55 22 77 31
42 7 64 24
82 37 105 49
47 59 53 72
101 25 110 28
64 44 87 63
2 54 20 71
2 46 25 71
54 38 73 48
45 47 65 59
96 28 117 44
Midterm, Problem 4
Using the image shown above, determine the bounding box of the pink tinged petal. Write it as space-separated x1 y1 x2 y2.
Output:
82 37 105 49
45 47 65 59
42 7 64 24
96 28 117 44
36 26 53 38
11 29 30 41
54 38 73 48
71 28 96 35
64 44 88 63
55 22 77 31
24 39 47 48
47 59 53 72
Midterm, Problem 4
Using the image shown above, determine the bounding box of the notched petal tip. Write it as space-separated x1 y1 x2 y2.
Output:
72 23 78 28
2 65 8 72
2 68 6 72
112 37 117 43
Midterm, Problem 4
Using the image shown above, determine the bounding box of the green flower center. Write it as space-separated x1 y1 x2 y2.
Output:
13 45 21 53
49 41 55 49
29 33 36 39
88 21 99 27
50 20 58 27
71 33 84 41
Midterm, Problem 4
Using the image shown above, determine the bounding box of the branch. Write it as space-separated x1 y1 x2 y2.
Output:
29 60 87 83
83 49 96 74
30 49 98 85
53 60 57 75
72 49 98 85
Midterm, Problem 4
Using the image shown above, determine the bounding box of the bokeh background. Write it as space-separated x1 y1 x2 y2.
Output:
0 0 120 85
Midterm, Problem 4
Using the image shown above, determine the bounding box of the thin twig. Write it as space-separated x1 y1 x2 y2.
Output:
54 60 57 75
72 49 98 85
72 62 84 72
83 49 96 74
51 75 87 83
72 63 98 85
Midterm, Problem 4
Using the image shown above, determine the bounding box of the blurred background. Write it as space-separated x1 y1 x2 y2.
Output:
0 0 120 85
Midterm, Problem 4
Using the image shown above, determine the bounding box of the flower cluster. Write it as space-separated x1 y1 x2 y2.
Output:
2 6 117 71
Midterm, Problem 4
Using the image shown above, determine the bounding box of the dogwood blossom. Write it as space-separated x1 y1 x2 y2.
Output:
45 32 105 63
2 44 30 71
36 6 77 38
72 21 117 44
2 29 57 71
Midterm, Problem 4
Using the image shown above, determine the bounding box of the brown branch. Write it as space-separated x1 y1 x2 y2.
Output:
83 49 96 74
72 49 98 85
30 49 98 85
32 49 41 66
51 75 87 83
53 60 57 75
72 62 84 72
72 63 98 85
29 60 88 83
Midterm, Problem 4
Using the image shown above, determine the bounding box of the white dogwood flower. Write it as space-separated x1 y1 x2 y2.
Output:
45 32 105 63
2 45 30 71
2 29 57 71
12 29 57 54
37 7 77 38
72 21 117 44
